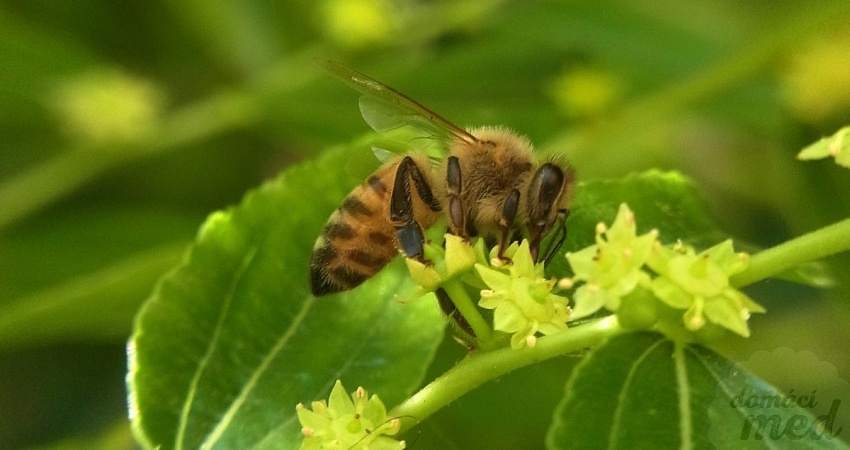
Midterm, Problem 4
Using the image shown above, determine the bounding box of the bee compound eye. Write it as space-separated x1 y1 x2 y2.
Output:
530 164 565 221
537 164 565 200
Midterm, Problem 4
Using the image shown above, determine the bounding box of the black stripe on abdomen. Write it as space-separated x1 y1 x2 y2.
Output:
340 197 374 217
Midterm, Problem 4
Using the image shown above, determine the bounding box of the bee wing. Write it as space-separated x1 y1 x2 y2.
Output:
371 146 443 168
371 146 396 164
319 60 479 147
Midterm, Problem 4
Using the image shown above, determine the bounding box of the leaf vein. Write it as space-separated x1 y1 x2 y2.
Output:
608 336 667 449
674 343 693 450
175 245 260 450
250 285 404 448
201 292 316 449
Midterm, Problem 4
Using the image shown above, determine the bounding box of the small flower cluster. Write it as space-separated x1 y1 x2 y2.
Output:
405 229 570 349
404 233 476 296
564 203 765 339
296 380 404 450
476 241 570 349
565 204 657 319
405 203 764 347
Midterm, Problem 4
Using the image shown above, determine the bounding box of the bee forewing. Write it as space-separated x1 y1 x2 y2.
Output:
372 147 442 168
358 96 458 146
319 59 479 146
371 146 396 164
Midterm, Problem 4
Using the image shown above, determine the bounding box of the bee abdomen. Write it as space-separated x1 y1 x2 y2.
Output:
310 244 376 295
310 226 396 295
309 177 397 296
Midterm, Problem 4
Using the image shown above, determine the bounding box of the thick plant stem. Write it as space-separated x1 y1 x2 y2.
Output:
441 280 492 343
732 217 850 287
390 315 621 434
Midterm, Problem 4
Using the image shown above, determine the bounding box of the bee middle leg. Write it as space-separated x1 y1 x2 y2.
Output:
391 156 440 260
496 189 521 260
446 156 471 239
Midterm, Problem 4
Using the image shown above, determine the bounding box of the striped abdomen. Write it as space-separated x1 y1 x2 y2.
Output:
310 156 439 295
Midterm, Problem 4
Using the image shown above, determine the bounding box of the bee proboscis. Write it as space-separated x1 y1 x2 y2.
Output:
310 60 575 297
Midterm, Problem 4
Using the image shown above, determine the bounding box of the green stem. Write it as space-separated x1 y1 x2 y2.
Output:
731 217 850 287
620 2 850 120
389 315 621 433
441 279 492 343
0 242 186 349
0 146 128 230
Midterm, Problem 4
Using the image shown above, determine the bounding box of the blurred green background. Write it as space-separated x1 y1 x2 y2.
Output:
2 0 850 448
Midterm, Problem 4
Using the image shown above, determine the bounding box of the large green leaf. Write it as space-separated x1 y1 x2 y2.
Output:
128 144 446 449
546 332 850 449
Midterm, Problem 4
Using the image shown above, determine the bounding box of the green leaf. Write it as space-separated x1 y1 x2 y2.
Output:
0 208 198 349
31 420 136 450
775 260 835 288
546 332 850 449
128 144 445 449
546 170 719 277
0 242 185 349
0 208 197 296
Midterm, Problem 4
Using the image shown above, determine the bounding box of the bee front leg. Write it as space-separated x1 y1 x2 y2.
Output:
391 156 439 260
496 189 520 260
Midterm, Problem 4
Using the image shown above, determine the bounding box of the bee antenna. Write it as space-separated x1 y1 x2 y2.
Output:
344 415 421 450
397 415 423 449
542 208 570 265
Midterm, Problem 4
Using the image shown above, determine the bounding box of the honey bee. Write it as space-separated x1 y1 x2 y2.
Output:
310 60 575 297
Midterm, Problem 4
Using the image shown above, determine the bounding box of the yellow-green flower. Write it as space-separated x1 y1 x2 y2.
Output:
321 0 393 49
475 241 570 349
405 233 476 295
646 240 765 337
548 65 623 118
49 68 164 144
296 380 404 450
797 125 850 169
566 203 658 318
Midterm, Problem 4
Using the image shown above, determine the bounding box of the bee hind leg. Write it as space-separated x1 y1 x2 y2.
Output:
436 287 476 339
391 156 440 260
